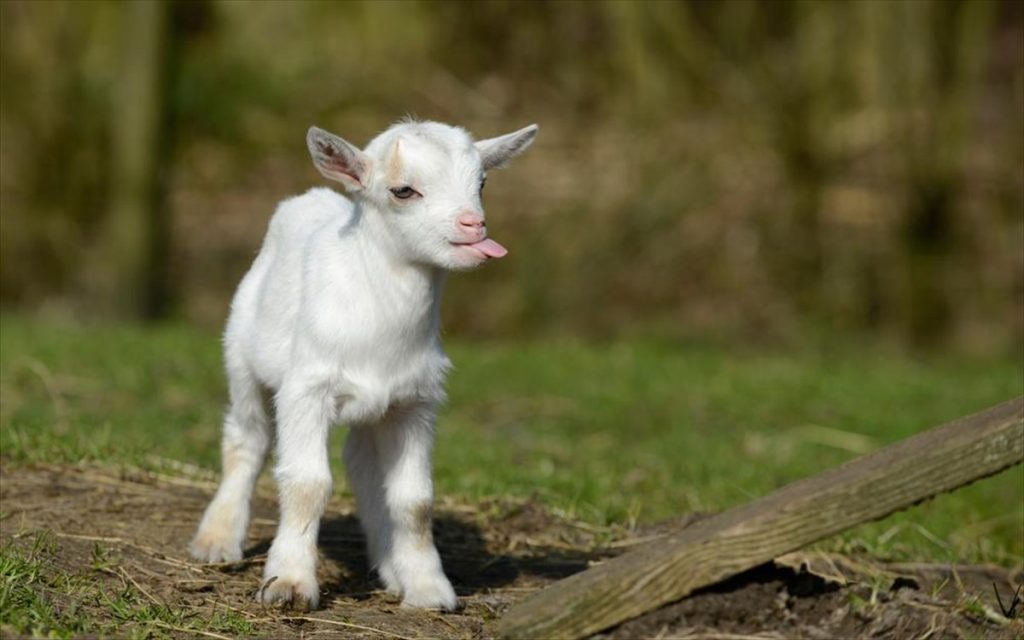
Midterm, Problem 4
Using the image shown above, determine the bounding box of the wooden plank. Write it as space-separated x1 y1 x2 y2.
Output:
497 397 1024 639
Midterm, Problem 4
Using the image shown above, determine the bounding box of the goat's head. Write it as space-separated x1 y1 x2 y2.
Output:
306 120 537 271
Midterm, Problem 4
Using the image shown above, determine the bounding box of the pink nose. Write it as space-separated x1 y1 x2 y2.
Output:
457 212 486 232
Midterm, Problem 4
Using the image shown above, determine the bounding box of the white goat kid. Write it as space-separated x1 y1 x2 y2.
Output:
189 120 538 611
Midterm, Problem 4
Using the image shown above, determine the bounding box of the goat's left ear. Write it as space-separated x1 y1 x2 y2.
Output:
475 124 539 171
307 126 372 191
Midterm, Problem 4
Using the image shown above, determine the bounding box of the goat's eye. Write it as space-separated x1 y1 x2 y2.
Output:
390 186 418 200
479 176 487 194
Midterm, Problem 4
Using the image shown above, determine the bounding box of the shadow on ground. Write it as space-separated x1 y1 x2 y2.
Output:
240 504 600 606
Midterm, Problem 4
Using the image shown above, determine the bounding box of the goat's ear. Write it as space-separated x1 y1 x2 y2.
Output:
475 124 539 171
307 126 371 191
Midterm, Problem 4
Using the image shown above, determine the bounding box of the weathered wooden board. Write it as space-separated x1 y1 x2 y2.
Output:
498 397 1024 639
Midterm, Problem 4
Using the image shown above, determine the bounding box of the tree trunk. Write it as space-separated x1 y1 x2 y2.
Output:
102 0 171 319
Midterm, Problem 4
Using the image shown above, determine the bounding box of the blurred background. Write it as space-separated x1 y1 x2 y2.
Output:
2 0 1022 353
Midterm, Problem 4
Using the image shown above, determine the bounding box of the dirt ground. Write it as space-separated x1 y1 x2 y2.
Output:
1 461 1021 639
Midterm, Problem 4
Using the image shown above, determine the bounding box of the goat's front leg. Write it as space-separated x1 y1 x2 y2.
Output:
259 379 333 611
369 403 456 610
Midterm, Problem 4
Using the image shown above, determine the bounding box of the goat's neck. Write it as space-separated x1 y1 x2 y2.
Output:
348 201 447 340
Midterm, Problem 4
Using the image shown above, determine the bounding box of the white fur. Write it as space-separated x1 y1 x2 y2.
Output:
189 120 537 611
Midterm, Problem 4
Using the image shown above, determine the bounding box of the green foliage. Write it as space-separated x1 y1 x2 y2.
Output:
1 1 1021 349
2 315 1021 566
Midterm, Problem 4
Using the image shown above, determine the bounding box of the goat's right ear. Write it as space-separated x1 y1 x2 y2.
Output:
475 124 539 171
307 126 371 191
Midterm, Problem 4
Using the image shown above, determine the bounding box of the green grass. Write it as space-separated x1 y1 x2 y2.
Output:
2 314 1022 567
0 531 255 639
0 533 84 638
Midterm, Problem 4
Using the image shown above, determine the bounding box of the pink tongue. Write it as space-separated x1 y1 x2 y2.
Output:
469 238 508 258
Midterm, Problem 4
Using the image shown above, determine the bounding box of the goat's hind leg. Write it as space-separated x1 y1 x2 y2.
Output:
190 368 271 563
343 425 401 595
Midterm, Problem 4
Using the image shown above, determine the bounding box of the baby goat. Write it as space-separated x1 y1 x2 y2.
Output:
189 120 538 611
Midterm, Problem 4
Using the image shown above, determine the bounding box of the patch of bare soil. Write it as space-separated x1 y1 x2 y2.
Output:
0 461 614 639
599 558 1022 640
1 462 1021 639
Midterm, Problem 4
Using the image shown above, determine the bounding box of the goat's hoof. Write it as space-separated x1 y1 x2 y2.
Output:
258 574 320 611
189 532 242 563
400 575 458 611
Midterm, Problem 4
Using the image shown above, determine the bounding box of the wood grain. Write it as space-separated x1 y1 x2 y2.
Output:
497 397 1024 639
